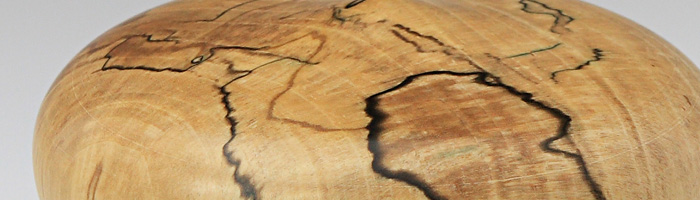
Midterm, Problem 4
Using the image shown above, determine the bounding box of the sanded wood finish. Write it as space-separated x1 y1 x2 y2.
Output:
34 0 700 199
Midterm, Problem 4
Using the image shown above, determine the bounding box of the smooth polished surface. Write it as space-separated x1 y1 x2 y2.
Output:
34 0 700 199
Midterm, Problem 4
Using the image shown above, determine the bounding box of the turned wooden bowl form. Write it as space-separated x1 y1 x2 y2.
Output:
34 0 700 199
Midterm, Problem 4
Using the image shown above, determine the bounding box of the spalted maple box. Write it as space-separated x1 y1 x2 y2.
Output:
34 0 700 199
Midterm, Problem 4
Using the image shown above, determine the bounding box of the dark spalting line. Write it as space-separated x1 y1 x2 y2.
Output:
98 36 319 73
393 24 447 47
201 32 325 67
265 65 367 132
219 56 324 199
474 73 607 200
205 31 327 68
87 161 103 200
390 24 487 72
278 10 310 20
195 0 259 22
95 32 325 199
519 0 575 34
485 53 539 85
86 30 179 55
98 56 313 199
365 71 464 200
93 11 606 197
220 78 259 200
344 0 366 9
100 65 189 73
366 70 606 200
250 31 368 131
551 48 604 82
332 7 348 23
193 0 292 24
83 14 170 55
506 42 563 58
390 29 437 53
207 46 321 65
332 7 363 24
97 33 190 73
99 43 264 73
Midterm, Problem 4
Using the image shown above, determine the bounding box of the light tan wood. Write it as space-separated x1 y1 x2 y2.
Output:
34 0 700 199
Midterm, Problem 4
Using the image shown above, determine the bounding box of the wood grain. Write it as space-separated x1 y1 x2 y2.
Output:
34 0 700 199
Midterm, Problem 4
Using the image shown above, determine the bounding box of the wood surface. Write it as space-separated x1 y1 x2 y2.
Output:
34 0 700 199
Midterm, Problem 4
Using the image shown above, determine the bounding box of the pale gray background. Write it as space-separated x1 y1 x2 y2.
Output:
1 1 698 199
